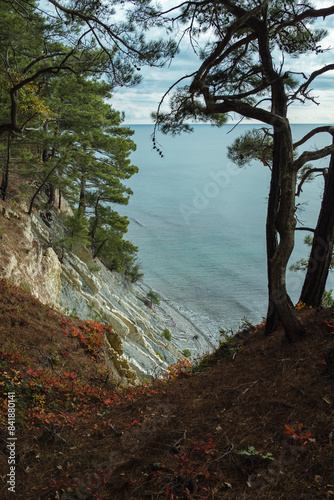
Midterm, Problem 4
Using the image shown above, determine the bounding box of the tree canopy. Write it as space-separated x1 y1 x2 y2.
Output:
0 0 177 137
0 0 168 280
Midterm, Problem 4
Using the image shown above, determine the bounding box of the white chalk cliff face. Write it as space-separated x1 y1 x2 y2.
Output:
0 200 184 382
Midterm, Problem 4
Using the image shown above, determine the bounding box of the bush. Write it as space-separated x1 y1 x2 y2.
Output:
125 264 144 283
59 211 90 251
182 349 191 358
146 291 160 307
162 328 171 341
156 351 164 361
322 289 334 308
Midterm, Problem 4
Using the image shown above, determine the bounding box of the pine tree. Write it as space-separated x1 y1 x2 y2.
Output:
140 0 334 341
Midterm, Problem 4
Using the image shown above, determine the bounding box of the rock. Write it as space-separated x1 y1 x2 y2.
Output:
0 201 185 381
41 247 62 303
67 253 100 295
106 329 123 356
54 190 74 216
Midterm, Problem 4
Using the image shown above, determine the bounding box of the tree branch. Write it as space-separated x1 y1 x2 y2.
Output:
213 79 270 101
296 168 325 196
294 143 334 171
28 157 64 215
293 126 334 149
198 83 282 126
295 227 315 232
22 51 68 75
190 1 266 86
47 0 148 60
157 0 210 17
294 64 334 98
281 4 334 27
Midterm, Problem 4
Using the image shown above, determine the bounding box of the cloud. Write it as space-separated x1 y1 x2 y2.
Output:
288 89 334 123
112 44 200 123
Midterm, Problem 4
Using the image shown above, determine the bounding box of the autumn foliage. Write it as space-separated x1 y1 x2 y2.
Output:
0 279 333 499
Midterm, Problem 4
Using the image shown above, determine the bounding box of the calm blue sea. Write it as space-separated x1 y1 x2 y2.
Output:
120 124 333 340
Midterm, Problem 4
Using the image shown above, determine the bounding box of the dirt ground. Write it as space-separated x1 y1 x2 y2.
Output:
0 279 333 499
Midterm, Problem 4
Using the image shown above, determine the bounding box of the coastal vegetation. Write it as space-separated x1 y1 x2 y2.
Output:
162 328 172 341
146 291 160 308
0 0 174 280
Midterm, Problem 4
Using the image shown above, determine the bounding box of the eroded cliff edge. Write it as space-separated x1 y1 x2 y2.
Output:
0 200 188 382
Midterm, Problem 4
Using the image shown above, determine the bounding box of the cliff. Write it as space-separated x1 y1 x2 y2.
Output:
0 199 186 381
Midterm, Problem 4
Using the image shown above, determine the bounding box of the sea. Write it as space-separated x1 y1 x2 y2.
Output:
119 124 333 345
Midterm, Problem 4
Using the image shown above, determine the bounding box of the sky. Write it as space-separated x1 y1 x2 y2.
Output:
109 1 334 125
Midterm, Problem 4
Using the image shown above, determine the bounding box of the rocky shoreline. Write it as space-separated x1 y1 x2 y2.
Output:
134 280 215 355
0 200 213 381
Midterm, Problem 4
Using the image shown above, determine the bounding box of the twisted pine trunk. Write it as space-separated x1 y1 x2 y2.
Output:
270 124 304 341
265 126 281 335
300 146 334 308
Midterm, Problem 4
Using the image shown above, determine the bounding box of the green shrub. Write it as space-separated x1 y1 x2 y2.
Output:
162 328 171 341
19 281 31 293
322 289 334 308
126 264 144 283
88 263 101 274
156 351 164 361
146 291 160 307
182 349 191 358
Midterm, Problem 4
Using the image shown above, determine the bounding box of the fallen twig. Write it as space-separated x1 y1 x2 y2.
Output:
109 422 123 436
168 429 187 453
226 380 259 392
45 425 69 445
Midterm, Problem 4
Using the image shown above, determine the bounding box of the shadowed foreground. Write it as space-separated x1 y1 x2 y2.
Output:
0 280 333 499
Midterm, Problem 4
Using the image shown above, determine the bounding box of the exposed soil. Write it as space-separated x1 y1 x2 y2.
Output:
0 279 333 499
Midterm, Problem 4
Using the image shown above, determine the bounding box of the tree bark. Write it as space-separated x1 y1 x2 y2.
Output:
93 238 108 258
42 120 50 164
300 143 334 307
264 108 285 335
46 183 56 209
89 196 101 242
264 142 280 334
270 125 304 341
78 177 86 216
0 132 11 201
28 160 61 215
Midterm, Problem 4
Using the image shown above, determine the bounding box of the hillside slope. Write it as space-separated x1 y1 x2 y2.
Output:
0 280 333 499
0 200 210 379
